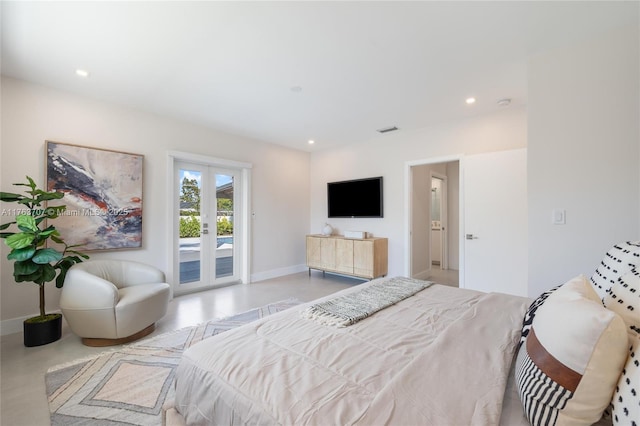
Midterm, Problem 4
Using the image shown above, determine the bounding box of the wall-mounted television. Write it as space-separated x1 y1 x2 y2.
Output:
327 176 383 218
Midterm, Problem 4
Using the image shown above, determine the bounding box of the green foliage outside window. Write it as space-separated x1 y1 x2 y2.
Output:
179 216 233 237
217 198 232 212
217 217 233 235
179 216 201 238
180 177 200 214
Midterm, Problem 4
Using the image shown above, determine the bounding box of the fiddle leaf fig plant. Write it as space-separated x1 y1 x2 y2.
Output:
0 176 89 321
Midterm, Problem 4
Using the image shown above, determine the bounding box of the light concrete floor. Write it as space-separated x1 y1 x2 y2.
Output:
0 271 363 426
427 267 459 287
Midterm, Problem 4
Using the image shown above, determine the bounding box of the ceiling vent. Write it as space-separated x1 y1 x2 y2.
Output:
377 126 399 134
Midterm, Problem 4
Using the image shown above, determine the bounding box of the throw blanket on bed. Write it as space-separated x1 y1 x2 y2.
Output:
301 276 432 327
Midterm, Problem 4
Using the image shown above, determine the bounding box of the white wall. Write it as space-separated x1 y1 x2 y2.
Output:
0 77 310 325
527 25 640 297
309 107 528 278
310 25 639 297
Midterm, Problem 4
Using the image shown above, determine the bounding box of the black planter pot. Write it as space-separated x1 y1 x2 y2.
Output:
23 314 62 347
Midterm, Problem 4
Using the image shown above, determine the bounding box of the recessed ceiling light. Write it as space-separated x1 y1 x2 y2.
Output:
465 97 476 105
308 140 315 145
291 86 302 93
75 69 90 78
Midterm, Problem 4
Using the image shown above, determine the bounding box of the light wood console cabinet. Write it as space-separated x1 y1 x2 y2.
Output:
306 235 388 279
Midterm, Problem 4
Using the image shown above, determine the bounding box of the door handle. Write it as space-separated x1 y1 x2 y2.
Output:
466 234 478 240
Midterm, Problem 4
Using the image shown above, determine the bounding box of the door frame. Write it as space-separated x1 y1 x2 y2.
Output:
167 151 252 295
404 154 465 288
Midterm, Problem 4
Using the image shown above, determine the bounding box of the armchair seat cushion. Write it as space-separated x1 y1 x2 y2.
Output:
116 283 171 338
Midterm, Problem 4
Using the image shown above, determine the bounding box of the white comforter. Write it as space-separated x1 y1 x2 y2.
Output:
175 280 530 425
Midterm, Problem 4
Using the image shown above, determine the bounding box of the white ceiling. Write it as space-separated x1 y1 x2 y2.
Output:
1 1 638 152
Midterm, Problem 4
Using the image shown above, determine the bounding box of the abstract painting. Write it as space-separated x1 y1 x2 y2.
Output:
46 141 143 251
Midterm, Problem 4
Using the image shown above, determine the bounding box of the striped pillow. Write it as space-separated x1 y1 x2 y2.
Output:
519 284 561 347
515 275 629 425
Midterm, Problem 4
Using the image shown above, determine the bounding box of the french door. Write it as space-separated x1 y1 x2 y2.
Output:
175 161 242 294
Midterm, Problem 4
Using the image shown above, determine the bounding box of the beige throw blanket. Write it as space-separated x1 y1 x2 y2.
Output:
301 276 432 327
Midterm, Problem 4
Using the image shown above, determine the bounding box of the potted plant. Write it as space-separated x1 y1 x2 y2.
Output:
0 176 88 347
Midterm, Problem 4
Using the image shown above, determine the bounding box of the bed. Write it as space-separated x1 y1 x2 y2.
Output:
168 241 640 425
170 278 532 425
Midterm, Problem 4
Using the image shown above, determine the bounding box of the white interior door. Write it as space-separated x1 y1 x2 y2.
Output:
463 148 528 296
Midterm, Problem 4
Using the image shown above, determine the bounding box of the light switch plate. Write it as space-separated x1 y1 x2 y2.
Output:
552 209 566 225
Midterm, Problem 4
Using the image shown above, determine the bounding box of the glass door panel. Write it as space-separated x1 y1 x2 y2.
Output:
178 166 204 285
215 173 234 279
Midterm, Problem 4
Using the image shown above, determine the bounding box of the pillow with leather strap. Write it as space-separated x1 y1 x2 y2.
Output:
515 275 628 425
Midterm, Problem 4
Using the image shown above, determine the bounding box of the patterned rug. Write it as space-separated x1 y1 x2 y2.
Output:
45 298 302 425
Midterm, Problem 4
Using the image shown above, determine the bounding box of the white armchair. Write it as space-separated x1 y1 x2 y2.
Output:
60 260 171 346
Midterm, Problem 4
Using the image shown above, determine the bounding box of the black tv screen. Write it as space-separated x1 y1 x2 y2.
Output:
327 177 383 218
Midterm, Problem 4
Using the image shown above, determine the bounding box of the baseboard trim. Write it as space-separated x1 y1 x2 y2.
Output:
1 310 63 337
250 264 307 283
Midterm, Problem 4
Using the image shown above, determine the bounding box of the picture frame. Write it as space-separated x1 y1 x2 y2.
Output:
45 141 144 251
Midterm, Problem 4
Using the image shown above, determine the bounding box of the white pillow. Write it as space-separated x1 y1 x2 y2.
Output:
604 268 640 337
611 335 639 425
516 275 629 425
604 268 640 425
590 241 640 301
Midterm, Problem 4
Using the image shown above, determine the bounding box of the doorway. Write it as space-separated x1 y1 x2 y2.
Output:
168 152 252 296
408 159 459 286
176 161 241 293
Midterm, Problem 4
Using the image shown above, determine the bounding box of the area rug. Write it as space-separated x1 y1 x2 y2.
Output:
45 298 302 425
